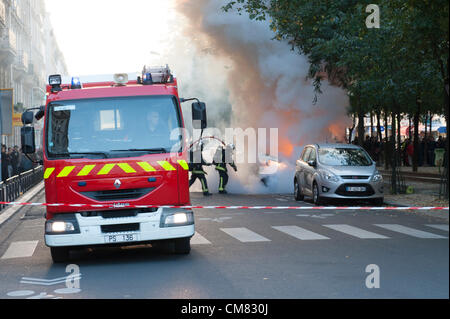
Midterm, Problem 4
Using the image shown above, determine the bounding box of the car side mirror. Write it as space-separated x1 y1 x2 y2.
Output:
307 160 316 167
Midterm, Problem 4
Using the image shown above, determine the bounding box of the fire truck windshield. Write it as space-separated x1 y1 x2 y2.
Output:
46 95 182 159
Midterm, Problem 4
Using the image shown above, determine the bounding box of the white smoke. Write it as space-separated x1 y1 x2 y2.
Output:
160 0 351 194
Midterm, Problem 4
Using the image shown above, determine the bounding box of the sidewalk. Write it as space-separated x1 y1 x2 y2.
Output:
383 179 448 220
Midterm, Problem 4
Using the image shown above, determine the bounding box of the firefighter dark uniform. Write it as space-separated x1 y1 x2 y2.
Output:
214 145 237 194
188 145 211 196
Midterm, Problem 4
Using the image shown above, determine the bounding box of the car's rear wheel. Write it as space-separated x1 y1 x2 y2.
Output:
294 179 304 201
50 247 70 263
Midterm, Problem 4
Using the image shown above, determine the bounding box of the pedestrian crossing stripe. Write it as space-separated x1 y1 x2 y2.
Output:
43 160 185 178
2 225 447 259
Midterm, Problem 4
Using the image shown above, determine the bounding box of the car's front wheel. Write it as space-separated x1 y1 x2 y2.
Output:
294 179 304 201
312 182 323 206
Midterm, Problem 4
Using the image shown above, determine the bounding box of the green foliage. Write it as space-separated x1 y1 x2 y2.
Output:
222 0 449 118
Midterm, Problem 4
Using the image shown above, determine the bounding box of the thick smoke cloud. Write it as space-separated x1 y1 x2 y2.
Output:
161 0 351 194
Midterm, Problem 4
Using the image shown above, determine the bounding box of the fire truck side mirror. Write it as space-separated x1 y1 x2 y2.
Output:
21 126 36 154
192 102 207 130
22 111 35 125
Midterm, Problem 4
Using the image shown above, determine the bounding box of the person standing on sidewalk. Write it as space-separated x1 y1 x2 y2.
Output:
1 145 10 182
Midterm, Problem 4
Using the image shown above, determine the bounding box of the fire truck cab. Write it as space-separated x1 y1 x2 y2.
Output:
21 65 206 263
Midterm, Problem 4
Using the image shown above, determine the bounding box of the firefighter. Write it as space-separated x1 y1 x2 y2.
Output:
214 144 237 194
189 142 212 196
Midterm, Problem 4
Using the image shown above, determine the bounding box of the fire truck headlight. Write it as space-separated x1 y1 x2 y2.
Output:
161 211 194 227
46 221 75 233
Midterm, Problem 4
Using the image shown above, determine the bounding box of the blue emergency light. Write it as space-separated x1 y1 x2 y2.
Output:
71 77 82 89
142 73 153 85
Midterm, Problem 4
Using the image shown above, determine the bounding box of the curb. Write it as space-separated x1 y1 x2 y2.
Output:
0 181 45 227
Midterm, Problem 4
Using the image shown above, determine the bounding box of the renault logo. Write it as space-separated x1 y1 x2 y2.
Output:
114 179 122 189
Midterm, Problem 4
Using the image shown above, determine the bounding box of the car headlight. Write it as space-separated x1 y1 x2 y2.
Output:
320 170 340 183
372 173 383 182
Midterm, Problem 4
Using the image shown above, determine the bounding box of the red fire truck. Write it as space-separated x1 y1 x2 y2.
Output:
21 65 207 263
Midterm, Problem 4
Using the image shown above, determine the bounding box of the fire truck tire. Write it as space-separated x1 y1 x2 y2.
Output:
50 247 70 263
174 237 191 254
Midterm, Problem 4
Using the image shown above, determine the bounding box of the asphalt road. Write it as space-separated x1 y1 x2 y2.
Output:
0 189 448 300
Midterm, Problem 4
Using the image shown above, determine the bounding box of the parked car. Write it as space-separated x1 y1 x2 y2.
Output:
294 144 384 205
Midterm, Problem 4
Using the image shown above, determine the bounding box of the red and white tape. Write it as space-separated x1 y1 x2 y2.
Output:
1 201 448 211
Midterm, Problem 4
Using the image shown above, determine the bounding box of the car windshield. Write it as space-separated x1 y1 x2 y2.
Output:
318 148 373 166
46 95 182 159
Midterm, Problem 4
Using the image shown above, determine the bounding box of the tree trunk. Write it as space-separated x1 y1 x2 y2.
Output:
391 112 398 194
424 114 428 165
408 116 412 138
357 112 365 147
384 112 389 170
397 112 401 166
370 112 374 138
348 114 356 144
376 110 382 143
412 102 421 172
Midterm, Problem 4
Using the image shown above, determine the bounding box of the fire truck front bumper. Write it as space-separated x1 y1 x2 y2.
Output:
44 208 195 248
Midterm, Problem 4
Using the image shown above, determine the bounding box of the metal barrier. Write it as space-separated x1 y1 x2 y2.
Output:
0 166 44 212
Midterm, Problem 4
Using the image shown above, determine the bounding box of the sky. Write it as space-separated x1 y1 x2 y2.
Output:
44 0 176 75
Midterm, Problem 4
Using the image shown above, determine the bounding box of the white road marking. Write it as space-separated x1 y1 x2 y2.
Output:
272 226 329 240
190 232 211 245
220 228 271 242
374 224 448 239
323 225 389 239
1 241 39 260
425 224 449 232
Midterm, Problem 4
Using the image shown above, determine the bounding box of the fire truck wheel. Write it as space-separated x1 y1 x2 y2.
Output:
174 238 191 254
50 247 70 263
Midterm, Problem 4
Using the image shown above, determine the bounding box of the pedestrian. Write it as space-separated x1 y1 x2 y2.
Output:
406 140 414 166
213 144 237 194
188 142 211 196
427 135 436 166
1 145 9 182
11 146 20 176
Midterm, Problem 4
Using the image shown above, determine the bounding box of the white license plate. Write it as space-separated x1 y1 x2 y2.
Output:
346 186 366 192
104 233 139 243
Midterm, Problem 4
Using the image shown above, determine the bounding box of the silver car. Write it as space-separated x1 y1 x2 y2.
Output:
294 143 384 205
